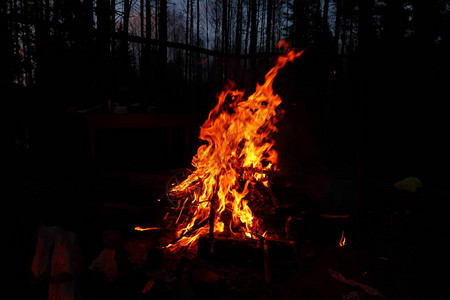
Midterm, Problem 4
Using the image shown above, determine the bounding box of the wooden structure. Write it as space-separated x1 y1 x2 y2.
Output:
79 113 201 169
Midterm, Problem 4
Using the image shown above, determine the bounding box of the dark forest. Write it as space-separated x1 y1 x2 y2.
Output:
4 0 450 299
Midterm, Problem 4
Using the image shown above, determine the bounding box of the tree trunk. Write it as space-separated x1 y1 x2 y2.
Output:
265 0 272 52
190 0 194 45
0 0 13 89
222 0 229 53
35 5 52 87
357 0 373 54
155 0 158 39
340 16 346 54
334 0 342 52
145 0 151 39
214 0 220 51
383 0 404 45
22 0 33 86
197 0 200 48
227 0 232 50
11 0 21 84
140 0 144 70
44 0 50 21
123 0 131 35
244 0 251 55
185 0 190 79
271 0 276 47
259 0 266 52
159 0 167 68
205 0 209 49
141 0 152 81
314 0 322 38
235 0 242 55
110 0 116 54
323 0 330 33
249 0 257 55
158 0 167 104
196 0 201 80
53 0 61 23
413 0 436 48
96 0 111 101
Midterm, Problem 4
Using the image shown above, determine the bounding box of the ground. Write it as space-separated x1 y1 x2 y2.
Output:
9 165 448 300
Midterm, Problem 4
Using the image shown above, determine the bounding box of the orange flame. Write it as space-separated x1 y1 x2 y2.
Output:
167 49 304 252
134 226 163 231
338 230 346 247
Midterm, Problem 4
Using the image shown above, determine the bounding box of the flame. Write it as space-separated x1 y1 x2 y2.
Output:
134 226 163 231
338 230 346 247
167 49 303 252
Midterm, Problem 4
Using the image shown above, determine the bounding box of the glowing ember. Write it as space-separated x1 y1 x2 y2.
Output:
135 226 164 231
338 230 346 247
166 47 304 252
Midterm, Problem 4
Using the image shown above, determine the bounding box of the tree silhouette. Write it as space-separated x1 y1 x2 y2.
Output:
1 0 448 114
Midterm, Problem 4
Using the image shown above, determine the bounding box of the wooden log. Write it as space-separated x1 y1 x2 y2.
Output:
30 226 84 300
31 225 57 279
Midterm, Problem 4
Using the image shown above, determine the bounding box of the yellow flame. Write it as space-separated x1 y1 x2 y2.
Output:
338 230 346 247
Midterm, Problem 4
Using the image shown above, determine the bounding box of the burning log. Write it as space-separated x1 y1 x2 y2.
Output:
165 218 209 249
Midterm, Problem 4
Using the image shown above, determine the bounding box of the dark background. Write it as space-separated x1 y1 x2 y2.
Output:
3 0 450 299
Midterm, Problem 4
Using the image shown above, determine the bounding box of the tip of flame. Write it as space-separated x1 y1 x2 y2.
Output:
277 39 290 50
